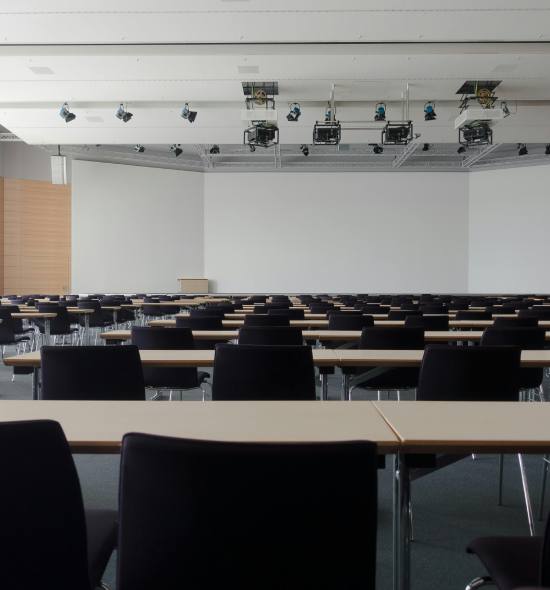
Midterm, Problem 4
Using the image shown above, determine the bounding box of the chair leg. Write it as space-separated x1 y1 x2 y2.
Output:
497 454 504 506
539 455 549 521
408 496 414 542
465 576 494 590
518 453 535 535
396 389 401 402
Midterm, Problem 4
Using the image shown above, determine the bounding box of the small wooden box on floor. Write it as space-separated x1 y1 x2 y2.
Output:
178 278 209 294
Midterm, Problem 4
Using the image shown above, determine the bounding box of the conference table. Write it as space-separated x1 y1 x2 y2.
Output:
12 309 96 345
0 398 548 590
7 348 550 402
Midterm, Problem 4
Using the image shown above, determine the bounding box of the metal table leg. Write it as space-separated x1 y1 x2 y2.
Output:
32 368 40 400
84 314 90 346
393 452 411 590
44 318 51 346
113 310 118 330
320 373 328 400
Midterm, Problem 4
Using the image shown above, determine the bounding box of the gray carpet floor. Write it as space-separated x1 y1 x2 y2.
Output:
0 346 547 590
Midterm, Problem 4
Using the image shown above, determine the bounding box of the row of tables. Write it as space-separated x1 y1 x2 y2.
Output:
0 397 547 590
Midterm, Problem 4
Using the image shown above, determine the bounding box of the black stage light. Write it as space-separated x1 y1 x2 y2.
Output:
181 103 197 123
457 145 466 154
374 102 386 122
287 103 301 122
422 143 430 152
209 144 220 155
300 144 309 156
244 123 279 149
545 144 550 155
424 101 437 121
373 144 384 154
116 103 133 123
59 102 76 123
133 144 145 153
518 143 528 156
312 121 341 145
170 144 183 157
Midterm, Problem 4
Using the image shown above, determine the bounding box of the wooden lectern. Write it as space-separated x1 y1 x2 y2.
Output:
178 278 209 294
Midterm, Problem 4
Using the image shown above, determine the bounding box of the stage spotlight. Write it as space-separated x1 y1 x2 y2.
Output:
209 145 220 155
422 143 430 152
116 103 133 123
300 144 309 156
373 144 384 154
287 103 301 122
181 103 197 123
457 145 466 154
424 101 437 121
546 144 550 155
59 102 76 123
170 144 183 157
518 143 528 156
249 144 256 153
133 144 145 153
374 102 386 122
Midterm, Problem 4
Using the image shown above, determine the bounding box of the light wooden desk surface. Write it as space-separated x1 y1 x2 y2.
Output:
100 329 550 343
7 348 550 369
375 401 550 454
0 400 399 453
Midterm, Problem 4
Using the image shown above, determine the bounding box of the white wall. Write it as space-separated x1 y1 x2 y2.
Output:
469 164 550 293
71 160 204 293
204 172 469 293
0 142 55 182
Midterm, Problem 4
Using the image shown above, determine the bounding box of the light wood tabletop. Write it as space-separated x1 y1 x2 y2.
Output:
7 348 550 369
375 400 550 454
100 328 550 343
0 400 399 453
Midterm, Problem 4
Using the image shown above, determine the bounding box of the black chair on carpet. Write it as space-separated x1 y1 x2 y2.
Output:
348 327 425 400
494 317 539 328
0 420 116 590
243 314 290 327
465 512 550 590
117 434 378 590
237 326 304 346
387 310 422 320
131 326 208 400
211 344 316 400
328 313 374 331
175 316 226 349
455 310 493 321
40 345 145 400
268 307 305 319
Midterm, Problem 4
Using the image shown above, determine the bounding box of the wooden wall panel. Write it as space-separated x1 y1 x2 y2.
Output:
3 178 71 295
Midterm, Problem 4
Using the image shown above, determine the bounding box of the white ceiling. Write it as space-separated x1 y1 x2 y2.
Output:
0 2 549 147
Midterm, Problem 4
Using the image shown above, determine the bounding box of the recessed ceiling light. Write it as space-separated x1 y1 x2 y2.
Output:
86 116 104 123
28 66 54 75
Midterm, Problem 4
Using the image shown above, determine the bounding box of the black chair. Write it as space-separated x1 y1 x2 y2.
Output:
405 314 449 331
190 308 226 318
268 308 305 319
0 420 116 590
455 310 493 321
387 310 422 320
465 508 550 590
243 314 290 327
35 303 80 343
520 309 550 321
40 345 146 400
328 313 374 331
211 344 316 400
480 327 545 395
348 327 425 400
0 314 32 356
420 304 447 314
117 434 378 590
131 327 208 400
175 316 225 349
494 317 538 328
237 326 304 346
417 345 521 402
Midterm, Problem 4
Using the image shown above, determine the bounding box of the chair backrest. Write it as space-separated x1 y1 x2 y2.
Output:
480 326 546 350
360 326 425 350
268 308 305 319
40 345 146 401
0 420 90 590
387 310 422 320
455 310 493 320
212 344 316 400
131 327 199 390
417 345 521 401
243 314 290 327
540 512 550 586
519 308 550 320
237 326 304 346
117 434 378 590
493 316 538 327
175 316 223 330
190 308 226 318
419 304 447 314
328 314 374 330
405 314 449 331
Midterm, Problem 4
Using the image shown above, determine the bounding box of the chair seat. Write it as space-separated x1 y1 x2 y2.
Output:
466 535 542 590
85 508 118 589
